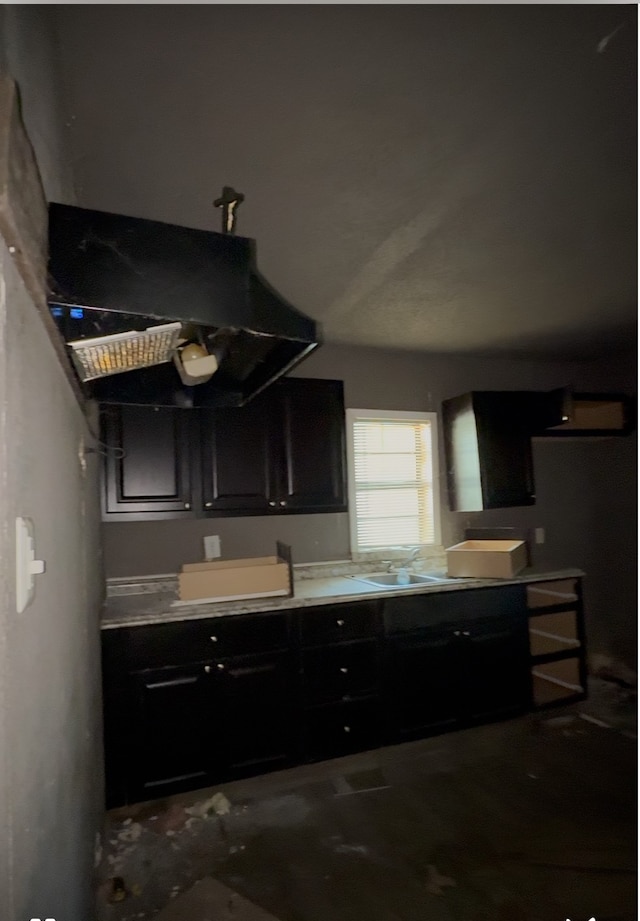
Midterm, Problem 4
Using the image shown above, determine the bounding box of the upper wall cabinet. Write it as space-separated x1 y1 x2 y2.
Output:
101 378 347 521
532 392 635 438
102 405 194 518
200 378 347 515
200 389 274 513
277 378 348 512
442 392 536 512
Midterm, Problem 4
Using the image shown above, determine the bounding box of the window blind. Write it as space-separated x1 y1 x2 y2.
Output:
352 418 436 550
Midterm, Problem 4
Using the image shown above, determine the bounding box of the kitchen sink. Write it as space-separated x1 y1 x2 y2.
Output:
349 572 461 588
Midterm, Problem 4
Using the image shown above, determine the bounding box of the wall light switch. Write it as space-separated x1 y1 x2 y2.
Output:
204 535 221 559
16 517 46 613
535 527 545 545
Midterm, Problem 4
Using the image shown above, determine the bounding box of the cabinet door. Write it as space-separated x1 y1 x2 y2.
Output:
474 393 535 508
216 651 293 776
128 663 215 801
276 378 347 512
103 405 193 516
200 392 275 512
443 392 535 511
458 615 531 722
385 629 462 737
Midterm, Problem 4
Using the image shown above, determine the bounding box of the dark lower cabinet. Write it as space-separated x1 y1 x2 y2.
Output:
304 699 382 761
128 664 214 802
296 600 383 764
461 615 531 722
125 653 294 803
215 651 293 775
102 611 294 808
385 630 462 737
301 640 379 706
102 582 568 808
384 586 531 739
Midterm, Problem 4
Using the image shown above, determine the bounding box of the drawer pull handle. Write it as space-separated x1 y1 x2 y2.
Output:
343 725 351 733
279 500 287 507
269 501 276 507
339 667 349 674
454 630 461 637
204 665 212 674
217 663 225 671
336 619 345 627
463 630 470 637
210 635 218 643
205 502 213 508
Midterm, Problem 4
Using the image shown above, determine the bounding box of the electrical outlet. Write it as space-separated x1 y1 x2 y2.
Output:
204 535 221 559
535 527 545 545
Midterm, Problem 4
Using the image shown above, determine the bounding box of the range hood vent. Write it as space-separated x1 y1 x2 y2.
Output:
47 200 320 408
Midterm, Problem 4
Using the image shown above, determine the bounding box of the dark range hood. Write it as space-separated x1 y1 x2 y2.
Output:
47 200 320 408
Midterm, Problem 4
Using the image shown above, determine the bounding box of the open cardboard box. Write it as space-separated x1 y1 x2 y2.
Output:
446 539 528 579
175 541 293 605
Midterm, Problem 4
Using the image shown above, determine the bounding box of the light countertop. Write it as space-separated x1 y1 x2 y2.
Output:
102 566 584 630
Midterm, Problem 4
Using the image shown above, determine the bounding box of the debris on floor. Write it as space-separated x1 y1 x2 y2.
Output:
151 803 188 835
96 691 637 921
425 863 457 896
118 820 143 843
105 876 128 903
186 791 232 818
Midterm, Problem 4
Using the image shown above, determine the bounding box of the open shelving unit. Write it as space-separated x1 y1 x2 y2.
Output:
527 578 587 708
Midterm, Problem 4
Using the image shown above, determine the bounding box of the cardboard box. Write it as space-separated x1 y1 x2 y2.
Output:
177 541 293 604
446 539 528 579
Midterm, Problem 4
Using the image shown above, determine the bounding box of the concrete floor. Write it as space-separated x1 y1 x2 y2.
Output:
97 679 637 921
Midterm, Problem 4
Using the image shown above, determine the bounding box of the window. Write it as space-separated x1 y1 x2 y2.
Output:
346 409 441 554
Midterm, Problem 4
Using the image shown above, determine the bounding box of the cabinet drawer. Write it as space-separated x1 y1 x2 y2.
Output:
304 699 382 761
298 602 380 647
384 585 526 635
526 579 579 609
122 612 290 669
302 641 379 705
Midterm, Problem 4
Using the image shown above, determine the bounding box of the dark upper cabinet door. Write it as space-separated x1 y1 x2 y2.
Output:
102 377 347 520
200 391 275 512
103 405 193 515
276 378 347 512
443 391 535 511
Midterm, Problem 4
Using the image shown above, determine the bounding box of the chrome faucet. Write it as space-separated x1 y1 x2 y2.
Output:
389 547 422 571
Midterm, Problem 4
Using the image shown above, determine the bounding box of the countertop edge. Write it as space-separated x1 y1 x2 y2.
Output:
101 568 585 631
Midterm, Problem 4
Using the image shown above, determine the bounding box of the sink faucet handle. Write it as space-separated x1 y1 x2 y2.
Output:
394 546 423 569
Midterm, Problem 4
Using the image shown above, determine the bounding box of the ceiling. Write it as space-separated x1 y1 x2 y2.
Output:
52 4 637 361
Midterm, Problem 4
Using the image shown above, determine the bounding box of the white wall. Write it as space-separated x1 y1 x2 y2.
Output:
0 6 104 917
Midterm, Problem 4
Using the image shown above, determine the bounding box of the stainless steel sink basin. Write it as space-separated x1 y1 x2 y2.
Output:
349 572 459 588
